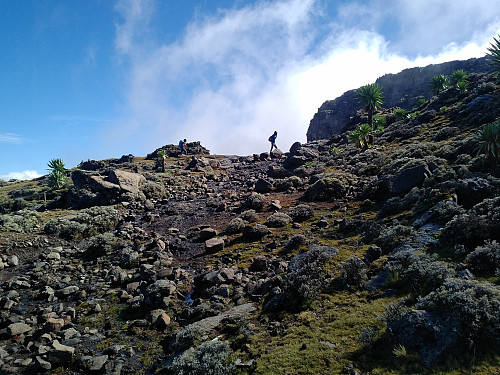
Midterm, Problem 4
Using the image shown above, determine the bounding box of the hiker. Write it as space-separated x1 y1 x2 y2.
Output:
269 131 278 153
179 139 187 155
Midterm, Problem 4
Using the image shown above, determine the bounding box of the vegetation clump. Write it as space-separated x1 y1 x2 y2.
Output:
44 206 120 240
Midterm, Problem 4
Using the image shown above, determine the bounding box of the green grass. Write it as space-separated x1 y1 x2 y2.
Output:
248 291 396 375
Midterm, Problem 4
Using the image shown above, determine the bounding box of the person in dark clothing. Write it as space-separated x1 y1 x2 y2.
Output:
269 131 278 153
179 139 187 155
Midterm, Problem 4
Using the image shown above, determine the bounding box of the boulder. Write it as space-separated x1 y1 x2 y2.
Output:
242 224 271 240
80 355 108 372
108 169 146 195
381 164 431 195
47 340 75 364
255 178 273 193
456 177 496 208
7 322 31 337
187 156 214 173
205 238 225 254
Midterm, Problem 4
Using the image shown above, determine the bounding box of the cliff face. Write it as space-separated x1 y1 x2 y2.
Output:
306 56 490 141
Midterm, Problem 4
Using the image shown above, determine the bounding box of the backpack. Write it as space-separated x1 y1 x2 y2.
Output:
268 135 273 142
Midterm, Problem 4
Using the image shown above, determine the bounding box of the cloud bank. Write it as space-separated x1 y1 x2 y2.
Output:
109 0 500 157
0 170 42 182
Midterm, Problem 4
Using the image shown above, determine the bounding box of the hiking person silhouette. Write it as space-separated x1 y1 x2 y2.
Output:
179 139 187 155
269 131 278 153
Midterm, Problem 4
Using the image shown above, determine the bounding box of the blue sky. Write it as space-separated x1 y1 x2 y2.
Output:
1 0 499 180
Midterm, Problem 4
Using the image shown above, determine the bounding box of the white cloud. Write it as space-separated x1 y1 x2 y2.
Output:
0 170 42 181
109 0 500 157
0 133 24 143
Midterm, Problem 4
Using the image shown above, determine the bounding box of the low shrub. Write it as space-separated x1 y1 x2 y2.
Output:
440 196 500 248
140 180 166 200
285 246 337 306
416 278 500 347
83 232 117 260
0 210 42 233
44 206 120 239
283 234 307 251
377 196 404 219
336 256 367 289
288 204 314 222
44 217 87 240
401 254 455 296
240 209 258 223
167 325 202 353
465 240 500 275
168 340 235 375
375 224 415 253
265 212 292 227
226 218 247 233
243 192 265 211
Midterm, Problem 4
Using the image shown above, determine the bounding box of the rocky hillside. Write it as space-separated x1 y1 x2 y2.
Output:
306 56 490 141
0 65 500 375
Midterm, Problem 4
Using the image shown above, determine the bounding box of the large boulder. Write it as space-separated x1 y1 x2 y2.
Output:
108 169 146 195
71 169 147 205
255 178 273 193
456 177 496 208
380 164 431 195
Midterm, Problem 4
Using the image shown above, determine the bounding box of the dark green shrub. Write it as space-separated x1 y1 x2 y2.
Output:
430 74 449 95
44 217 87 240
288 204 314 222
337 256 367 289
393 108 408 121
486 33 500 78
416 278 500 347
265 212 292 227
465 240 500 275
168 340 235 375
375 224 415 253
44 206 120 239
11 198 26 212
140 180 166 199
0 210 42 233
285 246 337 305
401 254 455 296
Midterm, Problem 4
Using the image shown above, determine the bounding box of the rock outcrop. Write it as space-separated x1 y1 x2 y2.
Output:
306 56 490 141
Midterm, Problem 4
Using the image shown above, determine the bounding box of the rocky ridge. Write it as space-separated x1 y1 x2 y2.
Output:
306 56 491 141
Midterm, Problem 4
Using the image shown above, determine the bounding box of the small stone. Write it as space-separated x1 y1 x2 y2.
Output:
205 237 225 254
36 356 51 370
155 313 171 330
7 322 31 337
